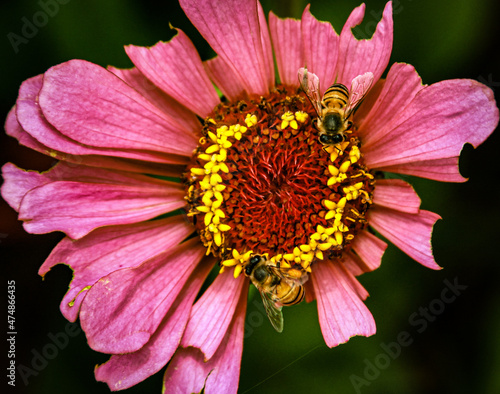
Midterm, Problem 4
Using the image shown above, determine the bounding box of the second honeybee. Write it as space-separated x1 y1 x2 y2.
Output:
245 254 306 332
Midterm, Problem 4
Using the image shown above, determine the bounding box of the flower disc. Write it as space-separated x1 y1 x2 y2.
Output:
183 86 375 276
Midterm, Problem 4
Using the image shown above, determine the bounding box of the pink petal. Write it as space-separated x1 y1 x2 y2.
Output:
335 2 393 86
256 1 275 88
341 251 369 277
349 230 388 274
8 99 184 177
377 157 466 182
17 164 185 239
181 269 246 360
300 5 339 91
203 287 247 394
179 0 274 95
363 79 499 171
5 104 48 154
94 257 214 391
108 65 202 134
38 60 198 156
269 12 303 86
368 206 442 270
338 256 371 299
357 63 424 146
16 74 188 166
39 216 194 322
125 30 219 118
69 158 186 178
163 348 209 394
80 237 206 354
373 178 421 214
357 65 470 182
163 283 247 394
312 261 376 348
2 163 47 212
204 57 245 101
7 113 186 175
304 279 316 303
3 161 182 216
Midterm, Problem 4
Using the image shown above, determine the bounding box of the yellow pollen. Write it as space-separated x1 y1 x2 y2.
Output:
233 264 243 278
203 161 219 174
207 131 217 142
318 243 332 251
221 249 253 278
202 190 213 206
245 114 258 127
216 125 228 134
199 176 211 190
214 232 222 247
210 173 222 186
213 184 226 192
330 150 339 162
206 144 220 154
212 199 223 209
280 111 298 130
328 165 339 176
339 160 351 173
228 124 248 140
295 111 308 123
204 212 214 226
335 232 343 245
190 167 206 176
218 224 231 232
349 146 361 163
197 153 212 161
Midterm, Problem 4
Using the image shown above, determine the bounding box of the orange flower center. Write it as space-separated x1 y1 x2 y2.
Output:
183 85 374 277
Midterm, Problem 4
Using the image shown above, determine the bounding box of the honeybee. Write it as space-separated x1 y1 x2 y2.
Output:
184 183 201 225
298 67 373 146
245 254 307 332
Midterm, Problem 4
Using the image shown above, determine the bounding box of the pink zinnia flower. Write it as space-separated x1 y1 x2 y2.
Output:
2 0 498 392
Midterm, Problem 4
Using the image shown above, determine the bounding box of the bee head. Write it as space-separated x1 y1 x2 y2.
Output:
245 254 263 276
249 255 261 266
319 132 344 145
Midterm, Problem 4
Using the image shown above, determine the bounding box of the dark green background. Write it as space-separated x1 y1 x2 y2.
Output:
1 0 499 393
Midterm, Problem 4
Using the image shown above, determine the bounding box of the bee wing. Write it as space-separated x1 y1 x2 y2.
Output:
298 67 323 116
344 72 374 118
295 273 309 286
260 290 284 333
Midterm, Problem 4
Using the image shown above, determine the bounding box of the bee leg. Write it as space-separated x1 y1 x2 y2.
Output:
312 118 319 130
